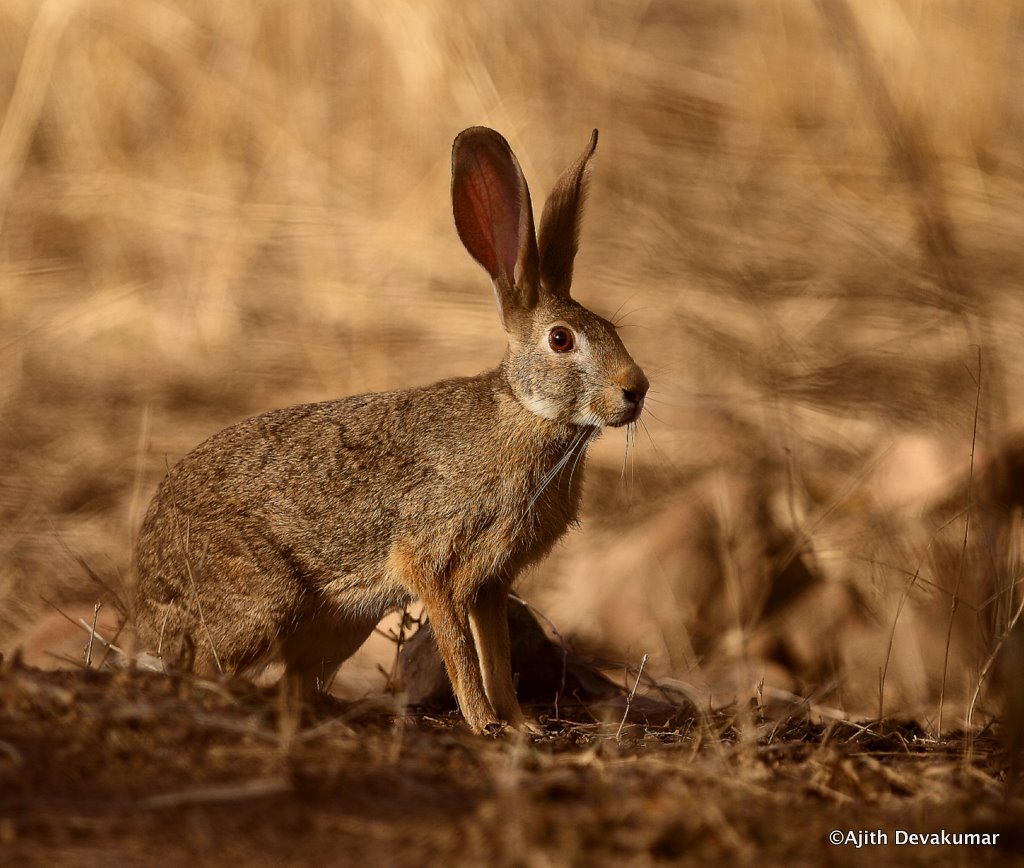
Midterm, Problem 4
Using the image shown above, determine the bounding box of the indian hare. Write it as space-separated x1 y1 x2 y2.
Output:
134 127 649 732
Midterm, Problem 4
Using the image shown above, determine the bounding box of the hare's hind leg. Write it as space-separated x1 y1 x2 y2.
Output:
134 572 276 678
469 582 528 729
280 606 378 695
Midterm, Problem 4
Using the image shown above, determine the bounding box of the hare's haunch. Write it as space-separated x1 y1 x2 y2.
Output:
134 127 649 732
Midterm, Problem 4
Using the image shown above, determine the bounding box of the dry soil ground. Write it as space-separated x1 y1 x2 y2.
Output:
1 659 1021 867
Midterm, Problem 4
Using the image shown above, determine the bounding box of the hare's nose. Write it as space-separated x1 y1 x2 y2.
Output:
617 364 649 406
623 388 644 406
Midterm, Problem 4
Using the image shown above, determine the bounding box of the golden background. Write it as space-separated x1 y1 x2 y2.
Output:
2 0 1022 727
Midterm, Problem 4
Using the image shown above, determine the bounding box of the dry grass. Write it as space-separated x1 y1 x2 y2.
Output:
2 0 1024 860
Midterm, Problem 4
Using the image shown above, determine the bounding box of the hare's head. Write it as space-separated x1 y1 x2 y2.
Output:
452 127 648 429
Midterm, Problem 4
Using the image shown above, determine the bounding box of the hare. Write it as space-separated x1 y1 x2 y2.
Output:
134 126 649 732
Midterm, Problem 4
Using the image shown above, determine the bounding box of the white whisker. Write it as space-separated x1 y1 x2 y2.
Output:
630 422 637 490
621 422 630 480
520 426 590 522
637 416 683 481
566 418 599 494
621 422 637 493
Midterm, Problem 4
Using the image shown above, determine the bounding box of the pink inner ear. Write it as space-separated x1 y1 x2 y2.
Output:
454 146 521 282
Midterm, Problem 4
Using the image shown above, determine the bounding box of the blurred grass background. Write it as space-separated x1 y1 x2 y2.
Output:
1 0 1022 728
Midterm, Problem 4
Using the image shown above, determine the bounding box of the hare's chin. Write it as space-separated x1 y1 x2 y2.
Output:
608 405 644 428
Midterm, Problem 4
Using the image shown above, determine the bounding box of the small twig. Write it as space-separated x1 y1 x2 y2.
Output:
388 604 414 692
38 598 127 666
84 601 101 668
75 618 127 659
616 653 648 741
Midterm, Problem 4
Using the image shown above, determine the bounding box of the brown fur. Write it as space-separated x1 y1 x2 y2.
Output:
134 127 648 732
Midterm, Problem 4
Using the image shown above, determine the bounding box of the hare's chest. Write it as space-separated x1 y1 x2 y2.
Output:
498 458 585 563
460 497 577 586
525 450 586 524
394 469 580 587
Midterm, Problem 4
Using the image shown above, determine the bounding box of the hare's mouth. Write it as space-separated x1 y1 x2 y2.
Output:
608 408 643 427
585 388 645 428
607 391 645 427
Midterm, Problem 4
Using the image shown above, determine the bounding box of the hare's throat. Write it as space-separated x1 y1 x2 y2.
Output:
490 364 599 439
509 384 600 433
516 391 605 434
518 392 563 422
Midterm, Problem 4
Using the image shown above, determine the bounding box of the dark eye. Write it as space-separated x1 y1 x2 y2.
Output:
548 327 575 353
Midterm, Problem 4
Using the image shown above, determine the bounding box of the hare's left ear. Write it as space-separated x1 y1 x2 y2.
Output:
537 129 598 299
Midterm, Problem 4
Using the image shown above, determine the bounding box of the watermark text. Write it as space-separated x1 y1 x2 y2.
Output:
829 829 1000 848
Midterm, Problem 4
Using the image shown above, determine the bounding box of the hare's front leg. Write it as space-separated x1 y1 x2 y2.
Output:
469 581 527 729
420 589 498 732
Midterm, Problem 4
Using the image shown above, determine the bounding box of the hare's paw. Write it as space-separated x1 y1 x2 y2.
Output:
478 718 542 738
474 707 543 737
513 717 544 737
494 702 543 736
460 699 501 735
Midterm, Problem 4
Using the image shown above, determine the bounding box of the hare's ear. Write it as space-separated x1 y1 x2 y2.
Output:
452 127 540 327
537 129 598 298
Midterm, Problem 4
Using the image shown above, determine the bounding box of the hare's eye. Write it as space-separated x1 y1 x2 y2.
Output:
548 327 575 353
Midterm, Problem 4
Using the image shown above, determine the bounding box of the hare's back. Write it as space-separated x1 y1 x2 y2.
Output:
145 391 418 525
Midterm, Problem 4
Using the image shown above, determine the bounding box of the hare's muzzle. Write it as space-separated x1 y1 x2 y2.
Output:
612 364 649 426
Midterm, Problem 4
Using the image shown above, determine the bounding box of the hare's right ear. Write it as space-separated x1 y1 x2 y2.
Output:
452 127 540 328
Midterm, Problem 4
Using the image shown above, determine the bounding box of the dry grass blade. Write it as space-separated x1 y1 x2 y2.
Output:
616 653 648 741
0 0 79 233
937 348 981 733
967 591 1024 728
138 775 292 810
